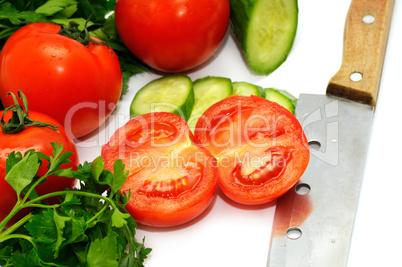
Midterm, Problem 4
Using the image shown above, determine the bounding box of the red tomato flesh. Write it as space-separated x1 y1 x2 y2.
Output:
101 112 218 227
114 0 230 73
194 95 310 205
0 23 122 139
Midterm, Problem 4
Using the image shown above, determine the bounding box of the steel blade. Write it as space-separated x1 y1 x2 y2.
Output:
267 0 394 265
267 94 373 267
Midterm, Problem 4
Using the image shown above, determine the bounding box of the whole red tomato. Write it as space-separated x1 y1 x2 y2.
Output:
0 95 79 226
0 22 122 139
114 0 230 73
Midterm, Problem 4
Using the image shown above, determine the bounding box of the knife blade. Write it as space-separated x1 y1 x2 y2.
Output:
267 0 394 266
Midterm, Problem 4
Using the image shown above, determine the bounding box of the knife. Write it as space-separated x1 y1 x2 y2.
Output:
267 0 394 266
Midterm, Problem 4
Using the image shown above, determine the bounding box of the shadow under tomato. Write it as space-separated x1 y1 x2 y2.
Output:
216 187 277 210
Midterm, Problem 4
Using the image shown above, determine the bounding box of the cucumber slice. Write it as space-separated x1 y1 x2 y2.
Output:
264 88 297 114
229 0 298 75
188 76 233 131
232 81 266 97
130 75 194 120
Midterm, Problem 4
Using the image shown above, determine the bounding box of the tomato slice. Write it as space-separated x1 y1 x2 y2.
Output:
195 95 309 205
137 160 204 199
101 112 218 227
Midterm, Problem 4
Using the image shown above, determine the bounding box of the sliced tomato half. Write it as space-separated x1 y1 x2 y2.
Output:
102 112 218 227
194 95 309 205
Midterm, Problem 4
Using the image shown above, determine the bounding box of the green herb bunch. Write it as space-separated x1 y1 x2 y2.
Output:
0 0 150 92
0 142 151 266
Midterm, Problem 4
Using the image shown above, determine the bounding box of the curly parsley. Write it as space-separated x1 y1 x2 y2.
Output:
0 142 151 266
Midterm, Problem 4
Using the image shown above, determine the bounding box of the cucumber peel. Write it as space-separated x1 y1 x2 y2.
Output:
229 0 298 75
130 75 194 120
187 76 233 131
129 75 298 132
264 87 297 114
232 81 266 97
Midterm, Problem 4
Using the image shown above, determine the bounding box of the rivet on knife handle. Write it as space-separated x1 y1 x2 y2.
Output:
326 0 395 106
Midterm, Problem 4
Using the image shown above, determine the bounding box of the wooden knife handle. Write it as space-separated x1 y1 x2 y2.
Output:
326 0 394 106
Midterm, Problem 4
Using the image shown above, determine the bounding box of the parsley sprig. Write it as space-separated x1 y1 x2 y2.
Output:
0 142 151 266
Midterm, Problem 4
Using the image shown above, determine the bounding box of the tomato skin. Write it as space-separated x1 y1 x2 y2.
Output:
0 23 122 139
194 95 310 205
127 183 216 227
101 112 218 227
0 110 79 226
115 0 230 73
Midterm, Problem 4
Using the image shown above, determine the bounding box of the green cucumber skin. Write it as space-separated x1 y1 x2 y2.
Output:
188 76 233 130
228 0 253 49
264 88 296 114
232 81 266 97
229 0 299 75
130 75 194 120
184 87 195 120
276 89 297 107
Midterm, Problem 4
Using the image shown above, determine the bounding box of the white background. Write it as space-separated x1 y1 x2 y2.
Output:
76 0 402 266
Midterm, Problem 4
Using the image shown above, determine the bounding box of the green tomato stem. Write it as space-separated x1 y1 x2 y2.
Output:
1 90 59 135
58 20 105 47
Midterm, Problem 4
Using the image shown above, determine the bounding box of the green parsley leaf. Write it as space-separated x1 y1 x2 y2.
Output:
5 151 40 196
91 156 105 182
4 151 23 174
111 209 131 229
0 142 151 266
52 208 71 257
111 159 129 194
35 0 77 16
87 231 119 267
61 191 81 206
65 217 88 244
25 209 57 244
0 2 48 26
47 142 73 172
